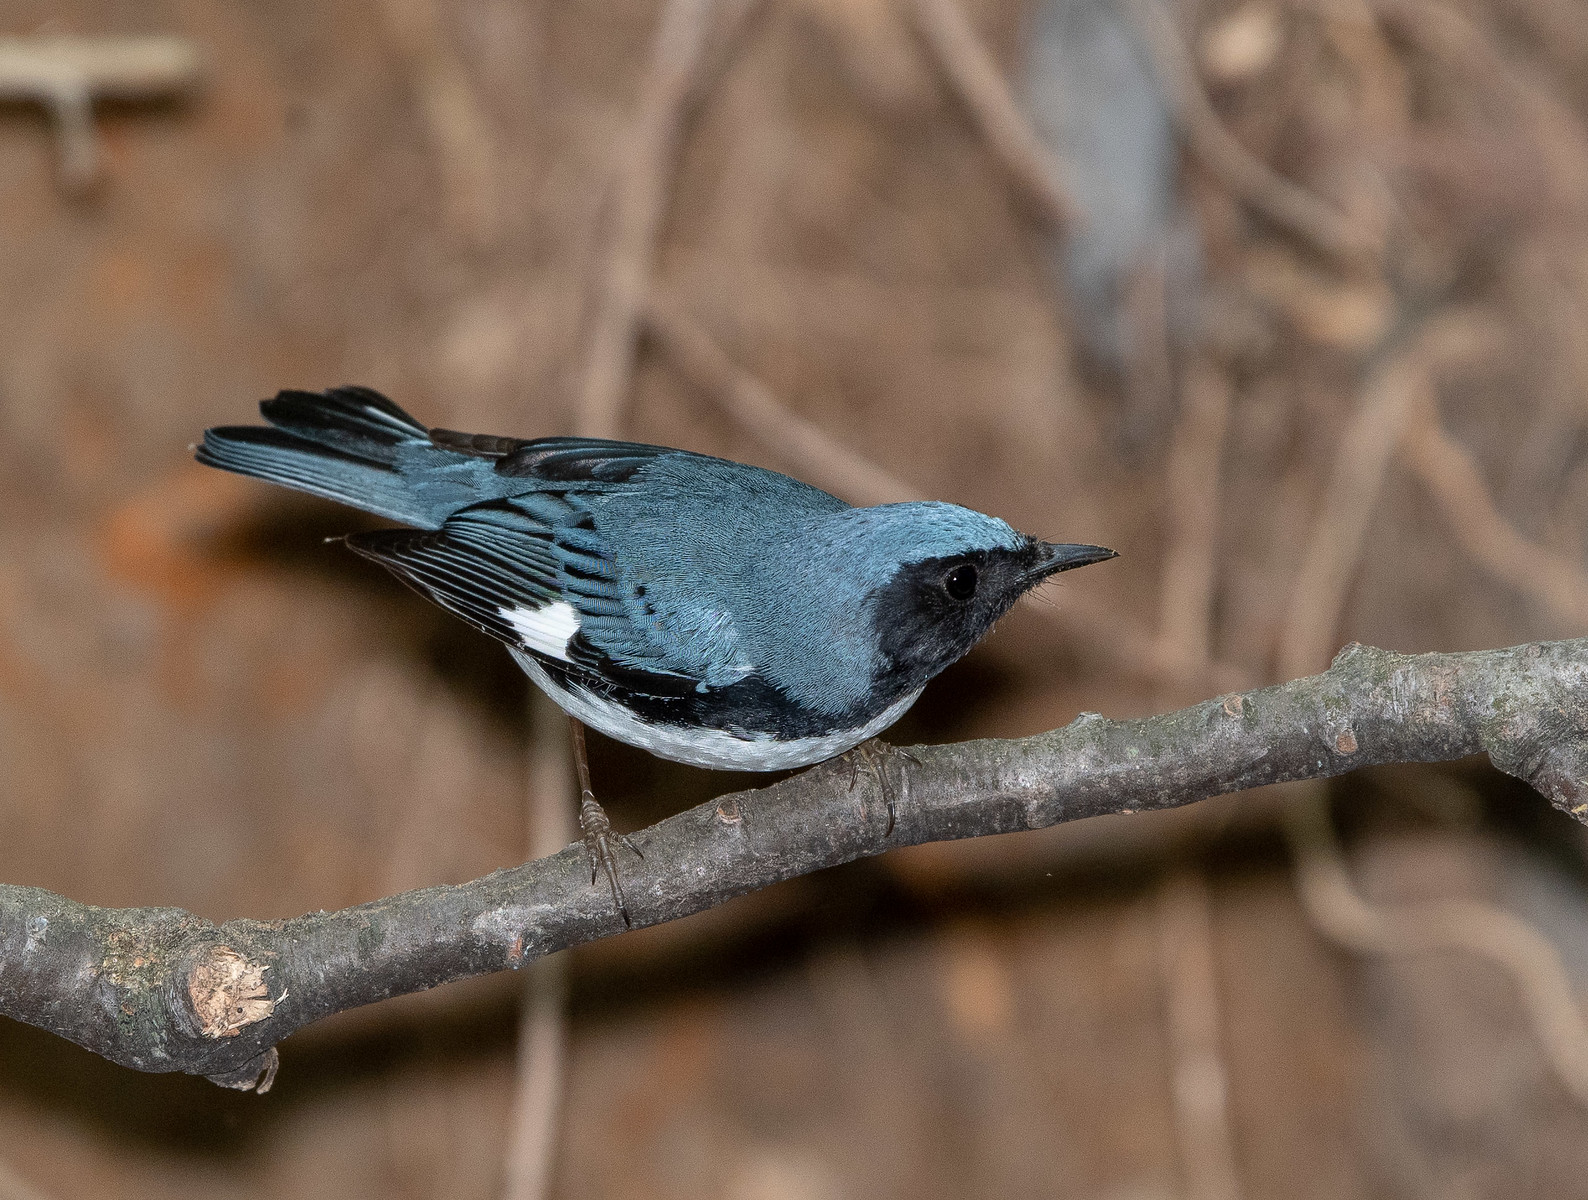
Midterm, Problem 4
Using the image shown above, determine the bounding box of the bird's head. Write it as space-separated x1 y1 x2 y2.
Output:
824 502 1117 695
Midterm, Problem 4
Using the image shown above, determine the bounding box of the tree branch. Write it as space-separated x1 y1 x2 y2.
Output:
3 639 1585 1091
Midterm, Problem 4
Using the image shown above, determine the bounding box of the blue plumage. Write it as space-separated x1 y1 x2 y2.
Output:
198 387 520 527
197 387 1116 772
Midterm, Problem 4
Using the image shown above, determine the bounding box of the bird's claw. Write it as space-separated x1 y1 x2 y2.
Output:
579 792 643 927
843 739 916 836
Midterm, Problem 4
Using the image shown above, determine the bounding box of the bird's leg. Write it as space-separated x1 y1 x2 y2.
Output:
568 717 643 927
841 738 919 837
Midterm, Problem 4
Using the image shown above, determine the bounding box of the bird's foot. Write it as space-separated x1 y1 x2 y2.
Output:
579 791 644 927
842 739 919 837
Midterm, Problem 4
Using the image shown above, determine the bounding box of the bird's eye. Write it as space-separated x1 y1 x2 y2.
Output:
944 564 978 601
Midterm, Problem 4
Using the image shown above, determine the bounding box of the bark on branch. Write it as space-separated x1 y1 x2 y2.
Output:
3 639 1585 1091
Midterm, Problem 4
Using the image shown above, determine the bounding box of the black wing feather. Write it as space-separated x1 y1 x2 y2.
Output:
347 500 562 646
494 437 686 482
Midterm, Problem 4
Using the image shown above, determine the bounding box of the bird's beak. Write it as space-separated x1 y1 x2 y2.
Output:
1026 541 1118 583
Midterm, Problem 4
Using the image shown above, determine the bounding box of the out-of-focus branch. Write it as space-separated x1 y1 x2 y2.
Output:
577 0 718 439
2 639 1585 1091
378 0 500 245
501 692 577 1200
1155 358 1233 694
1368 0 1588 210
644 295 1249 692
1060 594 1251 695
1150 355 1242 1199
907 0 1079 226
1279 303 1588 1115
1157 871 1244 1200
0 35 201 192
1402 408 1588 630
1280 308 1504 676
1118 0 1380 261
643 296 921 505
1286 794 1588 1106
507 1 745 1177
1149 353 1243 1199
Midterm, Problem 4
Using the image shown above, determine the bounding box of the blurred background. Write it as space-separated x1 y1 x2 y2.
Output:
5 0 1588 1196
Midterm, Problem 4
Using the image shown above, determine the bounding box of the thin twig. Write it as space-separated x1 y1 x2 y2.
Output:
1119 0 1380 262
2 638 1584 1090
501 692 576 1200
577 0 718 440
907 0 1079 226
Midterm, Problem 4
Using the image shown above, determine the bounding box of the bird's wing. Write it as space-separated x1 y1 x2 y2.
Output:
346 492 741 691
428 430 704 485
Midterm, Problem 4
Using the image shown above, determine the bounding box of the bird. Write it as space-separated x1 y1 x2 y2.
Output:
196 386 1117 919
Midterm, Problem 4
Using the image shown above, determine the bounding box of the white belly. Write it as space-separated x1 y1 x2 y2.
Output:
510 649 923 771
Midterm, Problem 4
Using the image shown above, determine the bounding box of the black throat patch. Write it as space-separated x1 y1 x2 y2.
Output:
867 543 1049 698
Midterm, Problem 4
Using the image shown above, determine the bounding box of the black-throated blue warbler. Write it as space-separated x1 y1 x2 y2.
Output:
197 387 1116 918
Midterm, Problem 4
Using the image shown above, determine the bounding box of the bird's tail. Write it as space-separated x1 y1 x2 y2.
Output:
196 387 448 527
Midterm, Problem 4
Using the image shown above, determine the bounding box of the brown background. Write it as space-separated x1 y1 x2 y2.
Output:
4 0 1588 1196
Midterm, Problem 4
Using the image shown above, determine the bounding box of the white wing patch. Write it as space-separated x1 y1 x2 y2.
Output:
500 601 581 660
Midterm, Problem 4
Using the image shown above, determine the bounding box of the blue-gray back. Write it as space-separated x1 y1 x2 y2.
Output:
197 388 1023 717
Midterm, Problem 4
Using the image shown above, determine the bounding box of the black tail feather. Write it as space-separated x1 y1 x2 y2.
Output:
196 387 447 527
258 386 427 459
